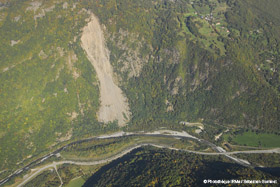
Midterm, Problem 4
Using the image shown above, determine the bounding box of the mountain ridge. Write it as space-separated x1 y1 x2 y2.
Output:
0 0 279 183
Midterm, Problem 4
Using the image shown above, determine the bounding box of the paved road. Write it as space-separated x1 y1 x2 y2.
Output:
17 144 146 187
16 143 280 187
0 130 198 186
1 130 279 186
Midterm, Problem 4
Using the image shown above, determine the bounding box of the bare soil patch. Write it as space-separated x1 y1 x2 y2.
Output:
81 14 130 126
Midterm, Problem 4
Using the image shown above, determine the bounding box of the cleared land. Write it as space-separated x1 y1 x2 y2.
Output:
232 131 280 148
67 177 84 187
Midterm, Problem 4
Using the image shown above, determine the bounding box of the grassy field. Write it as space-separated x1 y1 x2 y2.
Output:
67 177 85 187
232 131 280 148
177 1 227 56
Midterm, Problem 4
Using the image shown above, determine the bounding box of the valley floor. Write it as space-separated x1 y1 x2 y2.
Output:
2 129 279 186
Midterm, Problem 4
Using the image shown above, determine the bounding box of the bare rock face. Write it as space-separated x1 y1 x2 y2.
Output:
81 13 130 127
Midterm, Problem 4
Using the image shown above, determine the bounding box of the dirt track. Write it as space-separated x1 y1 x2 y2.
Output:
81 14 130 126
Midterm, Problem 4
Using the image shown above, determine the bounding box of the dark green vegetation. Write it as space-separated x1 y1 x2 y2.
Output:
0 0 119 175
24 170 60 187
58 165 90 187
59 135 205 161
85 0 280 132
83 147 279 186
9 135 279 187
236 153 280 168
0 0 280 184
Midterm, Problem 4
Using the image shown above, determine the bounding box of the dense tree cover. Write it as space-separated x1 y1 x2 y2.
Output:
236 153 280 168
225 0 280 92
0 0 105 174
24 170 60 187
1 0 280 180
83 147 279 186
83 0 280 132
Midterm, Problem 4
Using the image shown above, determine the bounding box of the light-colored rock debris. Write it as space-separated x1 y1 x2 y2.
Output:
11 40 20 46
26 1 42 12
81 13 130 126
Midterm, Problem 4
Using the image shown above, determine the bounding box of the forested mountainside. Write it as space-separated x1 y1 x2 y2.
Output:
83 147 279 187
89 0 280 132
0 0 279 180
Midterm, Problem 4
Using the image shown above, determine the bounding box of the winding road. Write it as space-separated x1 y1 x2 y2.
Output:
1 130 279 186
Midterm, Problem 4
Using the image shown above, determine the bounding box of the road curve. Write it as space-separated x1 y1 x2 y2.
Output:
0 130 198 186
16 143 280 187
17 144 145 187
1 130 280 186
